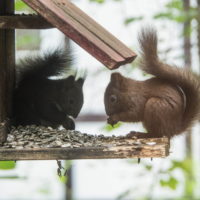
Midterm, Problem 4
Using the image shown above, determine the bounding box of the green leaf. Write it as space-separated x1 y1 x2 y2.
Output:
16 31 41 50
59 175 67 183
166 0 183 10
0 161 16 170
144 165 152 171
89 0 105 4
38 188 50 195
154 12 173 20
169 159 192 173
103 122 122 132
0 176 26 179
160 176 178 190
15 0 29 11
124 16 143 25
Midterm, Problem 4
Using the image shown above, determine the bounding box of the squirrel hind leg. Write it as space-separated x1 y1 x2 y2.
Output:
143 97 182 138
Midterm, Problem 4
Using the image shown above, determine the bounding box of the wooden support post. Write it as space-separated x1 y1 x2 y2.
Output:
0 0 15 143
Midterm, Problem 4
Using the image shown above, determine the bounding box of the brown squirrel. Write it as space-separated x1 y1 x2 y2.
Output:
104 27 200 138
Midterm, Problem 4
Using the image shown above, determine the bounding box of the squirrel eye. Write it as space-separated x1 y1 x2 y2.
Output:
110 95 117 103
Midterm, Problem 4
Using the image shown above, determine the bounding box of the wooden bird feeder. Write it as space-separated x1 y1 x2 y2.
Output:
0 0 169 161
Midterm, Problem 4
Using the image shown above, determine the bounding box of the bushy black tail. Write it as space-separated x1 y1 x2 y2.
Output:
16 48 73 84
138 27 200 133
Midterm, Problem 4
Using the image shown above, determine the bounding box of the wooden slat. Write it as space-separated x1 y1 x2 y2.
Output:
0 146 168 160
52 0 136 63
22 0 125 69
0 15 53 29
22 0 136 69
0 0 15 143
0 137 169 160
0 125 170 160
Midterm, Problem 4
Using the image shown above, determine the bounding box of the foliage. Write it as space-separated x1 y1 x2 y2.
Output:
0 161 17 179
157 158 196 199
0 161 16 170
0 175 26 179
89 0 143 26
124 16 143 26
103 122 123 132
160 175 179 190
16 31 41 50
15 0 29 12
15 1 40 50
116 158 198 200
15 0 35 13
89 0 123 3
154 0 198 22
89 0 105 3
164 159 195 197
57 160 73 184
153 0 200 37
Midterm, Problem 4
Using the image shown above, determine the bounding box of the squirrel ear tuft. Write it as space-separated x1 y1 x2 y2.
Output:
76 78 84 87
111 72 122 81
67 75 75 82
111 72 126 88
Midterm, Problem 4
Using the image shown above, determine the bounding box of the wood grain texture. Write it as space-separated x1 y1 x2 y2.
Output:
0 0 15 143
22 0 136 69
0 15 53 29
0 137 169 160
52 0 136 62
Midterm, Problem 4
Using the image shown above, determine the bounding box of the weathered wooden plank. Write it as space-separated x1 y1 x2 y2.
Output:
0 15 53 29
0 125 169 160
22 0 136 69
0 0 15 143
52 0 136 63
22 0 125 68
0 142 169 161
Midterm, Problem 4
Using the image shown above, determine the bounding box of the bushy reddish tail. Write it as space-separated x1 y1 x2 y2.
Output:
138 27 200 134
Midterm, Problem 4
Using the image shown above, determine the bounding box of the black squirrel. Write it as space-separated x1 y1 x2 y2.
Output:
13 49 84 130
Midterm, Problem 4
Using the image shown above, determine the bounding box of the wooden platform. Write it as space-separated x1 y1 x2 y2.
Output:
0 125 170 161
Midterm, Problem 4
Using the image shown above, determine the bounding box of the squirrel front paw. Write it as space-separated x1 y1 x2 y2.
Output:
126 131 149 138
126 131 139 138
62 117 75 130
107 116 118 126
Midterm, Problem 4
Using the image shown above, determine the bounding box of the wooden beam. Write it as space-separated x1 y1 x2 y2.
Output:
0 0 15 143
22 0 137 69
52 0 135 63
0 125 170 160
0 14 54 29
0 142 169 160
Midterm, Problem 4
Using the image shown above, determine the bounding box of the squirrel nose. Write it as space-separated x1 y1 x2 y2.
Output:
68 120 75 130
73 113 78 118
63 116 75 130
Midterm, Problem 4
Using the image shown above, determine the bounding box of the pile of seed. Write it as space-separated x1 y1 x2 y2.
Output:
0 125 123 149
